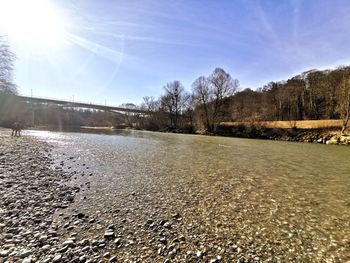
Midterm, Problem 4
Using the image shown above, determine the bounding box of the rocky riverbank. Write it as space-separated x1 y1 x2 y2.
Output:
215 125 350 145
0 131 79 262
1 129 349 263
0 130 126 263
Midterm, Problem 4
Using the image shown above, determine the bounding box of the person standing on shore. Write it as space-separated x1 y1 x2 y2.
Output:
11 122 21 137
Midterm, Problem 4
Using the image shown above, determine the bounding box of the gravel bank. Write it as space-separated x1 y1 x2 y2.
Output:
0 129 349 263
0 131 81 263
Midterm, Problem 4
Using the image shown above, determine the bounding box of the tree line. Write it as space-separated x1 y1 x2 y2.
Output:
139 67 350 133
1 35 350 133
230 67 350 133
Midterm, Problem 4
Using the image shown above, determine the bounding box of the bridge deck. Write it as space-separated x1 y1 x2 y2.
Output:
16 95 151 114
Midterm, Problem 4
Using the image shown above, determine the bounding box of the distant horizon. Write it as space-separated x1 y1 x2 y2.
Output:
1 0 350 105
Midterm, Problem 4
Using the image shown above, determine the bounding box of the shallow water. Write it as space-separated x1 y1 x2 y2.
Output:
27 129 350 261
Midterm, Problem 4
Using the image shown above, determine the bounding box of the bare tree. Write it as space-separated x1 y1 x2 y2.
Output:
337 70 350 134
208 67 239 131
192 68 239 131
162 81 184 129
120 103 138 127
192 76 211 130
140 96 164 130
141 96 159 111
177 91 192 129
0 36 17 95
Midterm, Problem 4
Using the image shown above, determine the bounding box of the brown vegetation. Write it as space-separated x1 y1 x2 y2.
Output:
221 119 344 129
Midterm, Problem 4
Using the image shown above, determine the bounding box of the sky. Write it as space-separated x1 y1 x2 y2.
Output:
1 0 350 106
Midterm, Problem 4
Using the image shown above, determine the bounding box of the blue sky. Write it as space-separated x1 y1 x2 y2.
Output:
1 0 350 105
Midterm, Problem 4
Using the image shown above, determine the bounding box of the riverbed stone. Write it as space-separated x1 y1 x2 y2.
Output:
53 254 62 262
1 128 349 263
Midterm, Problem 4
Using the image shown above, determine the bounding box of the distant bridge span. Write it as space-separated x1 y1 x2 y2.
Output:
16 95 151 114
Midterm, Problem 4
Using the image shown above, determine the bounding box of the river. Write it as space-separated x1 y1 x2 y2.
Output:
27 129 350 262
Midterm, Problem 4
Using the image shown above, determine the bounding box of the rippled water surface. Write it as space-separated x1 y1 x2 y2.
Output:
27 129 350 261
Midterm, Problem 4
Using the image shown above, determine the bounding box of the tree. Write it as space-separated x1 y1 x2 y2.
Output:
306 71 327 119
0 36 17 95
208 68 239 131
140 96 163 130
162 81 185 129
337 68 350 134
0 37 19 127
192 68 239 131
192 76 211 130
141 96 159 112
232 88 262 121
260 82 280 120
120 103 139 127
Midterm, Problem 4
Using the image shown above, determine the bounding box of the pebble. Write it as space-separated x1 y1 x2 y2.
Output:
109 256 117 262
104 231 115 239
19 249 32 258
22 257 32 263
62 239 75 247
41 245 51 251
79 255 87 262
0 129 348 263
52 254 62 262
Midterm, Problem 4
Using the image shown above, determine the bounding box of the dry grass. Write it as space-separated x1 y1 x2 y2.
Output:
221 119 344 129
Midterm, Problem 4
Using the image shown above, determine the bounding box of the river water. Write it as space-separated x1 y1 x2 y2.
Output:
27 129 350 262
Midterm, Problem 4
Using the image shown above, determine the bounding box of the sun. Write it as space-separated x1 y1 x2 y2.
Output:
0 0 66 48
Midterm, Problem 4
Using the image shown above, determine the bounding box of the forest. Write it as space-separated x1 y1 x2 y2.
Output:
138 66 350 134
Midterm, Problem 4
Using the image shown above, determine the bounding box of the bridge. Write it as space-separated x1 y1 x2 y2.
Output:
16 95 151 114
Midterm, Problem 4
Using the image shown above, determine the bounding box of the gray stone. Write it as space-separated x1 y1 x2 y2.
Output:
82 246 90 252
42 244 51 251
0 250 9 257
22 257 32 263
53 254 62 262
104 231 115 239
63 239 75 247
79 255 87 262
42 258 52 263
20 249 32 258
39 235 48 242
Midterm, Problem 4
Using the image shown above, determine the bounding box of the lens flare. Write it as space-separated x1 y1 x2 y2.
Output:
0 0 66 48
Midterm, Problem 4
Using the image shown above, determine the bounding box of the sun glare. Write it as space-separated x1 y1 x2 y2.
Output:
0 0 66 48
